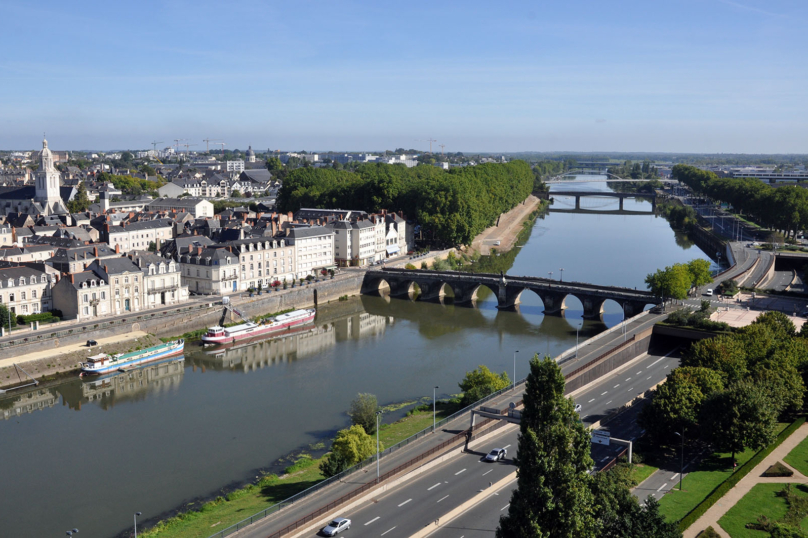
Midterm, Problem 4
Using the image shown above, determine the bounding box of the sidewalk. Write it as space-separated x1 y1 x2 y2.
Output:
683 423 808 537
470 195 542 253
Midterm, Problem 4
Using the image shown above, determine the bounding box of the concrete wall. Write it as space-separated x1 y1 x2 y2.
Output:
565 327 654 393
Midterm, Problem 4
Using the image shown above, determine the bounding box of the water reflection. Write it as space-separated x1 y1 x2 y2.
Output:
1 387 59 421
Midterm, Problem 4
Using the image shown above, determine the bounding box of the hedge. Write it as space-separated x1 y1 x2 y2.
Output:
678 416 806 532
16 312 54 324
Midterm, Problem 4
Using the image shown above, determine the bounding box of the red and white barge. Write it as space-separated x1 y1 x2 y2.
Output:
201 309 316 345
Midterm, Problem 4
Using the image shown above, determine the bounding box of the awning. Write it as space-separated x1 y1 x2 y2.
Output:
386 245 400 254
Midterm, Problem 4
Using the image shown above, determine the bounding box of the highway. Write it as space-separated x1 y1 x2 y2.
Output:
299 348 680 538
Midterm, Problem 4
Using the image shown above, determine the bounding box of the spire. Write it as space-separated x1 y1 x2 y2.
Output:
43 135 48 149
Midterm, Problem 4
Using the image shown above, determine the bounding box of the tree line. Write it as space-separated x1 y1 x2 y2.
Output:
673 164 808 239
607 160 660 180
276 161 534 246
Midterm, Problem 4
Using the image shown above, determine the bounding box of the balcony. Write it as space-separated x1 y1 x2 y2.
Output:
146 282 180 294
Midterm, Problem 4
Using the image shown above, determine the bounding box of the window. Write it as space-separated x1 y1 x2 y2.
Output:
83 294 88 303
32 290 37 299
19 278 25 285
115 278 119 285
124 277 129 284
101 291 106 300
115 289 120 297
83 307 89 316
21 305 28 313
41 276 46 283
21 292 26 300
9 293 13 302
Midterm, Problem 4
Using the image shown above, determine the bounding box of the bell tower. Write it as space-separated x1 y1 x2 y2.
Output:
35 137 61 205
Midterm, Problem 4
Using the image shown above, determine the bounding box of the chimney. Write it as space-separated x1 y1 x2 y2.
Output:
104 223 110 233
115 244 120 254
104 265 108 274
69 273 74 283
94 246 98 258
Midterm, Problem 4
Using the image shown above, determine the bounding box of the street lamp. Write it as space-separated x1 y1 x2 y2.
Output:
548 271 553 280
376 410 383 480
673 431 685 491
134 512 142 538
559 268 564 282
433 386 439 433
575 323 580 358
512 350 519 390
66 530 79 537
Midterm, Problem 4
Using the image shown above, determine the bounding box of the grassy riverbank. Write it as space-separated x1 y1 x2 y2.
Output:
139 406 454 538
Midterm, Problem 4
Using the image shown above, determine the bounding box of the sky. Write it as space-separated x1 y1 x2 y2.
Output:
1 0 807 153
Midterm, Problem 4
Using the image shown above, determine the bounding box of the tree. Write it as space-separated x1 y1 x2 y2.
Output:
231 189 242 198
687 259 713 288
330 425 378 466
497 355 597 537
266 157 283 172
459 365 510 406
148 241 157 253
0 304 16 329
683 334 748 382
319 450 350 478
701 381 778 464
645 263 692 300
348 393 379 434
66 181 91 213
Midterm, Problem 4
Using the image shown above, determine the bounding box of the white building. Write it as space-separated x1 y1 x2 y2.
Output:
148 198 214 218
104 219 174 252
226 160 245 173
285 226 335 278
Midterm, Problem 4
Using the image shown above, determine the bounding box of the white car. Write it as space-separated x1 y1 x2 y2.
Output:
494 240 501 246
705 289 714 297
574 404 582 413
321 517 351 536
484 448 507 462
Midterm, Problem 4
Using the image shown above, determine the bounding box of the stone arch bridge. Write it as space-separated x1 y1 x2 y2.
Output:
362 268 661 319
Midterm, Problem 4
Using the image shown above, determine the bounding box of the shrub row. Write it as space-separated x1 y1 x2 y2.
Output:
678 416 806 532
16 311 60 324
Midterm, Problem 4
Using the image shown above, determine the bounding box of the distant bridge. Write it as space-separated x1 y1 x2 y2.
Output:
362 268 661 319
549 190 657 214
546 169 677 184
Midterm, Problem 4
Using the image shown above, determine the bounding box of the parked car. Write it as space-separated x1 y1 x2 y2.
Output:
574 404 582 413
320 517 351 536
494 240 501 246
705 289 714 297
86 340 98 347
484 448 507 462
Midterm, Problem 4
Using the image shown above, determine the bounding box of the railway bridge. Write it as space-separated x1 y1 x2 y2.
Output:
362 268 661 319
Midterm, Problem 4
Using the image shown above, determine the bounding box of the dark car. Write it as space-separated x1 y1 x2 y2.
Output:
86 340 98 347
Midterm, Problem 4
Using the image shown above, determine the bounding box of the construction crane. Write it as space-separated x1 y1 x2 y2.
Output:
215 142 226 156
426 138 437 154
173 139 186 152
150 141 164 152
439 144 445 156
181 142 197 154
203 138 222 153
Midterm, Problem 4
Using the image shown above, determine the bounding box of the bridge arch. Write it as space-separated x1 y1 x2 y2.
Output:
451 282 497 305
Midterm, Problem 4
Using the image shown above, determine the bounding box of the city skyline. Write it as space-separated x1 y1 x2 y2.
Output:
1 0 807 153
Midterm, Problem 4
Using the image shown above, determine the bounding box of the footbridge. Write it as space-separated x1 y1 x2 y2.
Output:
362 268 661 319
549 190 657 214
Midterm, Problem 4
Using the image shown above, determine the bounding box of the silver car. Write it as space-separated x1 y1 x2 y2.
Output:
321 517 351 536
484 448 507 462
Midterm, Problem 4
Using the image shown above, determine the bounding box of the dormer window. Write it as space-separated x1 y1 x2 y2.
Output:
41 276 46 283
19 277 25 286
81 282 87 288
90 280 96 287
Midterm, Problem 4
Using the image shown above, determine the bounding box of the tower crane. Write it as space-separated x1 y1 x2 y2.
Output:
150 141 164 152
181 142 198 154
173 139 186 152
426 138 437 154
203 138 222 153
439 144 445 156
215 142 226 157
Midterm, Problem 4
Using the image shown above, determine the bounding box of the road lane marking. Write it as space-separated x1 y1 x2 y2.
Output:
437 495 449 503
647 357 665 368
501 504 510 511
588 398 595 403
455 468 467 475
503 444 511 449
381 527 397 536
671 473 679 481
664 364 669 368
427 483 441 491
398 498 412 507
601 391 608 396
636 371 642 375
627 387 633 392
626 377 632 381
647 376 652 380
483 469 493 476
606 400 612 405
365 517 380 525
657 483 667 492
613 384 620 388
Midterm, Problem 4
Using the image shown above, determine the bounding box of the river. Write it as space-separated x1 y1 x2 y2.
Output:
0 179 714 538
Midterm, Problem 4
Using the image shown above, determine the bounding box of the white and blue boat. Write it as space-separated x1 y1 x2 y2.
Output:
80 339 185 376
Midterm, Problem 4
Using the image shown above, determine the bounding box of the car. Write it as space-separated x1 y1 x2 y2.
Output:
484 448 507 462
320 517 351 536
574 404 582 413
494 240 501 246
86 339 98 347
705 289 714 297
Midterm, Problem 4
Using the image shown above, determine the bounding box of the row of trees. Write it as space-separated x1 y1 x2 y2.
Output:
644 259 713 300
498 355 679 537
96 171 166 196
673 164 808 239
639 312 807 463
276 161 534 246
607 160 660 180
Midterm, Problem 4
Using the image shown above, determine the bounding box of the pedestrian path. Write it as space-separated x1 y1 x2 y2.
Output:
0 330 149 370
681 423 808 537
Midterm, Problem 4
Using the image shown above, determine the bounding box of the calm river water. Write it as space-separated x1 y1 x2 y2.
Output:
0 180 714 538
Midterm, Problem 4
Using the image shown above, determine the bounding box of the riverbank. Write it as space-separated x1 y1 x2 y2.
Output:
470 194 543 254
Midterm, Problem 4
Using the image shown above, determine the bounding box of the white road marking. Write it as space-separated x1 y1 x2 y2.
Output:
455 468 467 475
398 498 412 507
647 376 652 380
483 469 493 476
671 473 679 481
647 357 665 368
606 400 612 405
601 391 608 396
427 483 441 491
501 504 510 511
613 384 620 388
636 371 643 375
657 483 668 492
381 527 397 536
437 495 449 503
365 517 380 525
503 444 511 449
626 377 632 381
664 364 669 368
627 387 633 392
588 398 595 403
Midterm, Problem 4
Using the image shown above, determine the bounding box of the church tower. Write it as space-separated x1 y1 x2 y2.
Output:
35 137 61 206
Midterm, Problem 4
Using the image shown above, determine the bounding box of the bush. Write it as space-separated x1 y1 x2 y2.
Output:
420 261 428 269
16 312 54 325
697 527 721 537
405 263 416 270
762 461 794 477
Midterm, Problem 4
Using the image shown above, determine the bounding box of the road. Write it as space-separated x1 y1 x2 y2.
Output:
296 348 680 538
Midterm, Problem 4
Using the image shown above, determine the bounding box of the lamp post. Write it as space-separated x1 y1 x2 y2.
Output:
548 271 553 280
512 350 519 390
673 430 685 491
134 512 142 538
433 386 439 433
575 324 580 358
559 268 564 282
376 410 383 480
66 529 79 537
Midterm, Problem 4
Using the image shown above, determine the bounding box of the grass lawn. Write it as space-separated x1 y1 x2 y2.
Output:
785 435 808 477
718 483 808 537
140 408 450 538
658 423 789 522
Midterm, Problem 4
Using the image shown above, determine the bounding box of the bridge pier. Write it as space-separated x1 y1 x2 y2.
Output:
388 280 415 298
452 283 480 305
622 300 648 318
539 290 567 315
419 281 447 302
575 195 581 210
582 297 606 319
619 197 624 211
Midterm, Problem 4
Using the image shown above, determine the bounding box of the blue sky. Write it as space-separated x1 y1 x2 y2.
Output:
1 0 806 153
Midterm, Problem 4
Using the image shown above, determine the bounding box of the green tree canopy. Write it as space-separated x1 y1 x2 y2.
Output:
266 157 283 172
330 424 379 467
497 355 597 537
458 365 510 406
348 393 379 434
683 334 748 382
66 181 91 213
645 263 693 300
687 259 714 288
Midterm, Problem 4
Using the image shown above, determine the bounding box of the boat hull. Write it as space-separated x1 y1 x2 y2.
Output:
80 341 185 375
201 311 315 345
